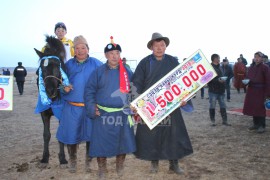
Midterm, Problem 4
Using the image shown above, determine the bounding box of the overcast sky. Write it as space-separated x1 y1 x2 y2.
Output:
0 0 269 68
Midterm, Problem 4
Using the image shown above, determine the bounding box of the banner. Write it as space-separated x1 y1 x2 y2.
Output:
0 76 13 110
131 49 217 129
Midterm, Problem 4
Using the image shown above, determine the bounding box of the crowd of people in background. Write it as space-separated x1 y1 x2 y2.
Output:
1 68 10 75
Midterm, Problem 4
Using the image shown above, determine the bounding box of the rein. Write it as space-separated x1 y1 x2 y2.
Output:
43 75 63 87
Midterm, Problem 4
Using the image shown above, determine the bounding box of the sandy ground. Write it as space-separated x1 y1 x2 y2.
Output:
1 74 270 180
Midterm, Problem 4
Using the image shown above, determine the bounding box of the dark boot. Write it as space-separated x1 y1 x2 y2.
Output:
150 160 159 173
116 154 126 176
220 108 231 126
67 145 77 173
85 142 92 172
249 116 260 130
169 160 184 175
257 117 266 133
209 109 216 126
97 157 107 179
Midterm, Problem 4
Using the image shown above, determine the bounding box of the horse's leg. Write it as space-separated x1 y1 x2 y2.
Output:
40 110 52 164
58 141 68 165
85 141 92 172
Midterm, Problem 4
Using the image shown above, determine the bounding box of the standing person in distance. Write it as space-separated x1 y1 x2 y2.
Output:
13 62 27 95
243 51 270 133
208 54 231 126
220 58 233 102
233 58 247 93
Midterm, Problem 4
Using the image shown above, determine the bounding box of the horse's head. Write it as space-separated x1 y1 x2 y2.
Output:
35 35 66 101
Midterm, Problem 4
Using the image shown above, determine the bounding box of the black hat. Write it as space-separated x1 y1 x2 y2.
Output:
18 62 22 66
104 36 122 53
54 22 67 32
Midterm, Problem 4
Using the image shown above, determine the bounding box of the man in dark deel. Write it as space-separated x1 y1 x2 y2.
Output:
132 32 193 175
13 62 27 95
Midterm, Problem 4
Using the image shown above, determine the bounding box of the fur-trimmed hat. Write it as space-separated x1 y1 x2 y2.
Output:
255 51 264 57
147 32 170 49
73 35 88 47
54 22 66 32
104 36 122 53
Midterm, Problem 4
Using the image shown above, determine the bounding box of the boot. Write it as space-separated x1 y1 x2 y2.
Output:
169 160 184 175
248 117 260 130
220 108 231 126
85 155 92 172
257 117 266 133
116 154 126 176
67 145 77 173
150 160 159 173
85 142 92 172
97 157 107 179
209 109 216 126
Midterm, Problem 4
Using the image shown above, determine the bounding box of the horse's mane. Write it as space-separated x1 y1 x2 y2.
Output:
42 35 66 71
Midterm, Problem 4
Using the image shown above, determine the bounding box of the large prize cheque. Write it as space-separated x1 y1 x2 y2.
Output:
0 76 13 111
131 49 217 130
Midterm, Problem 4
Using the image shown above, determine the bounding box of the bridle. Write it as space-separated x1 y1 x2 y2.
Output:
40 56 63 98
43 75 63 89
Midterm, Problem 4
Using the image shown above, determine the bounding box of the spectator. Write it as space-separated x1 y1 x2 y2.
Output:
263 54 270 67
6 69 10 75
220 59 233 102
208 54 231 126
243 51 270 133
240 54 248 66
2 69 6 75
233 58 246 93
122 57 131 70
13 62 27 95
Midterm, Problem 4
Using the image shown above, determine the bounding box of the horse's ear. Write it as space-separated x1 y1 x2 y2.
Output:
34 48 43 58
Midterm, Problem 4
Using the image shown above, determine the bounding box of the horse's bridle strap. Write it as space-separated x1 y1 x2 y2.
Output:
40 56 60 61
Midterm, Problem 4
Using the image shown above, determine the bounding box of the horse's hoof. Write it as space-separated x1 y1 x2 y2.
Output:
40 158 49 164
37 163 48 169
60 159 68 165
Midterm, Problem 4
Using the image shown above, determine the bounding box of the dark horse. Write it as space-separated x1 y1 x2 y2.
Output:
34 35 68 166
